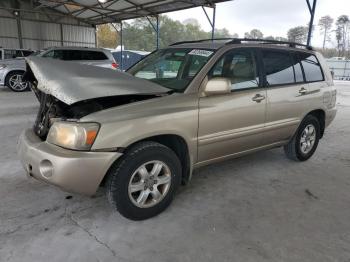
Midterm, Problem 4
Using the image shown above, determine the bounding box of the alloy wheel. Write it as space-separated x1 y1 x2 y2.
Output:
128 160 172 208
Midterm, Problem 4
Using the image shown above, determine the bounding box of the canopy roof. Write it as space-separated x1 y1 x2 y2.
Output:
36 0 231 25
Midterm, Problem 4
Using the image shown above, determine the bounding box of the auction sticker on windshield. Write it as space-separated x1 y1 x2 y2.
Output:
188 49 213 57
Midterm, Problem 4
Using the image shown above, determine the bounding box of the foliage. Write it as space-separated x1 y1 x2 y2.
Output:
96 13 350 59
287 26 308 43
318 15 334 49
335 15 350 56
244 29 263 39
96 24 117 49
98 16 235 51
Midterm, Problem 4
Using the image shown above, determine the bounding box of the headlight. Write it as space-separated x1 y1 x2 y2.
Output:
47 122 100 151
0 64 7 70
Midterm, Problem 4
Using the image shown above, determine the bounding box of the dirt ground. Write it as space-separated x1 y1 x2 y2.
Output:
0 81 349 262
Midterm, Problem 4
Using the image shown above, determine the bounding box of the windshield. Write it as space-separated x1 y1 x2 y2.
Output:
128 48 214 92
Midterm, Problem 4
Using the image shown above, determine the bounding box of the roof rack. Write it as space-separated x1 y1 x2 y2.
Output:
169 38 233 46
170 38 313 50
226 38 313 50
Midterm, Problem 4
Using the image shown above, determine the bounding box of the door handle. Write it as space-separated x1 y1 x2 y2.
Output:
252 94 265 103
299 87 307 95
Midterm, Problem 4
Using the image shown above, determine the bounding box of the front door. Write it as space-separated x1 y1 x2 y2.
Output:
198 48 266 164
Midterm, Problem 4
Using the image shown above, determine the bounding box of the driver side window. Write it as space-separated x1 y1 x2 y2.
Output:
209 49 259 91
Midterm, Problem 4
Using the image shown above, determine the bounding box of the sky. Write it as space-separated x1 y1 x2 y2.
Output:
164 0 350 48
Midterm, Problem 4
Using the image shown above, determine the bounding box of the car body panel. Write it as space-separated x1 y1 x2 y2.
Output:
17 129 121 195
17 41 338 195
82 93 199 166
0 58 26 85
37 47 116 68
197 87 267 163
26 56 169 105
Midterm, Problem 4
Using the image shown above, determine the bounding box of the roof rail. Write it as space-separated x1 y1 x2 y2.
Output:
169 38 233 46
226 38 313 50
169 38 313 50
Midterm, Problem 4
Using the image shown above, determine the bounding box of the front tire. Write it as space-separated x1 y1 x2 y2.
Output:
284 115 320 161
5 71 30 92
106 141 182 220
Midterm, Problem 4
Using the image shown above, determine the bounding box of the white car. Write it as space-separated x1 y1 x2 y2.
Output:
0 47 116 92
0 48 33 60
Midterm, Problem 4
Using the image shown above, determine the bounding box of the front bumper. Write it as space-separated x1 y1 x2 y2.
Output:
17 129 122 195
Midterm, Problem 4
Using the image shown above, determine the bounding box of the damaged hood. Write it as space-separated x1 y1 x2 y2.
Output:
26 56 170 105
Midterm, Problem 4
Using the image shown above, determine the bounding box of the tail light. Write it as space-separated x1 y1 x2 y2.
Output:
112 62 119 69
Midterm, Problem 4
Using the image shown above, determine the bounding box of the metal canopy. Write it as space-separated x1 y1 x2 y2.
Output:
35 0 230 25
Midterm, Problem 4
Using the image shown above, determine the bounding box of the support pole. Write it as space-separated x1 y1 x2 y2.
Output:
306 0 317 46
202 5 216 40
120 21 123 71
212 4 216 40
60 24 64 46
16 12 23 48
156 15 159 49
146 16 160 50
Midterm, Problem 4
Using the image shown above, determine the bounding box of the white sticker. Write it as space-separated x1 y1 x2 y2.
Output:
188 49 213 57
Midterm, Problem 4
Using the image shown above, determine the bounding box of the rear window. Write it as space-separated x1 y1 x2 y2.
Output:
299 53 324 82
262 50 294 86
42 50 108 61
80 50 108 60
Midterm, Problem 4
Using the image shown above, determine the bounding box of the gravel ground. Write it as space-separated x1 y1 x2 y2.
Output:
0 81 350 262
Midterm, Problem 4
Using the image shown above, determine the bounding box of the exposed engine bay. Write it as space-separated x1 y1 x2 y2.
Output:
23 60 168 139
32 89 159 139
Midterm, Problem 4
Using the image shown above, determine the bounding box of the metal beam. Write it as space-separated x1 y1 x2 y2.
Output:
202 4 216 40
146 15 160 49
60 23 64 46
156 15 159 49
120 22 123 70
306 0 317 46
16 12 23 48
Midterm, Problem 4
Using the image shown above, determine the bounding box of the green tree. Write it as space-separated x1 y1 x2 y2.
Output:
96 24 117 48
318 15 334 50
244 29 264 39
98 15 239 51
335 15 349 56
287 26 308 43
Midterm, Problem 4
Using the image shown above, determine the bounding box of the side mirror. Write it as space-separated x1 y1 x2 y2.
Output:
204 77 231 96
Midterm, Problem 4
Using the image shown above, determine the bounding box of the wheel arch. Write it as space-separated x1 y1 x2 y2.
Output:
101 134 192 187
306 109 326 138
5 70 26 90
5 69 26 82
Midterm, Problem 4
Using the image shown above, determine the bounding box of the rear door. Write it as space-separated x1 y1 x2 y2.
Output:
262 49 312 144
198 48 267 163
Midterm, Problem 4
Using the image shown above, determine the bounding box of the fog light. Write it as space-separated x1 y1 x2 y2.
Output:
39 160 54 178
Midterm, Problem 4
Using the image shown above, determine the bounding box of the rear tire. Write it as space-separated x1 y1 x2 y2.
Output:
106 141 182 220
5 71 30 92
284 115 320 161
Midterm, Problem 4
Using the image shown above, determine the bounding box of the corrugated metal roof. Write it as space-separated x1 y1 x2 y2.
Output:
36 0 232 25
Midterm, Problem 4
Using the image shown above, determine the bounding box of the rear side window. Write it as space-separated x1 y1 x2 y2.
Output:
262 50 294 86
299 53 324 82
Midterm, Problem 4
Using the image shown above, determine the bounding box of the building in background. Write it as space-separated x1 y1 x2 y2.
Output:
0 0 96 50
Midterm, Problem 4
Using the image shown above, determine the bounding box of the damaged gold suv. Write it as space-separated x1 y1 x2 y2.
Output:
18 39 337 220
